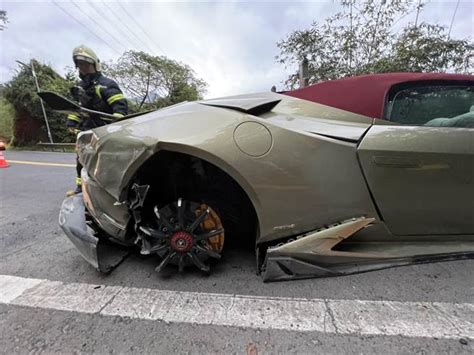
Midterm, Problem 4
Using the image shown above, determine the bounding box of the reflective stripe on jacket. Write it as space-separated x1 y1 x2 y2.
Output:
68 72 128 130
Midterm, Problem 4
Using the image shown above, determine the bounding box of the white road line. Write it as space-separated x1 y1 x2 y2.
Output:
0 274 472 339
7 160 75 167
0 275 43 303
100 287 335 333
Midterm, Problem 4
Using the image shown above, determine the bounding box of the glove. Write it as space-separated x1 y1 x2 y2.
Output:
68 127 81 135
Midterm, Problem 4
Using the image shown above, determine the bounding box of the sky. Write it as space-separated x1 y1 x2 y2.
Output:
0 0 472 99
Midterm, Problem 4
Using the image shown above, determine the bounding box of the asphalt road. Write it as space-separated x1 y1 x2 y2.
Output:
0 150 473 354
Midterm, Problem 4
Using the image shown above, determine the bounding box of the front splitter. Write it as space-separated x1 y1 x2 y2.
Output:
59 194 129 273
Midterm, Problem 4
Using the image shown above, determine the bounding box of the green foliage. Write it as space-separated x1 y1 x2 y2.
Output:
375 23 473 73
0 98 15 141
3 60 75 145
0 10 7 31
277 0 473 88
103 51 207 111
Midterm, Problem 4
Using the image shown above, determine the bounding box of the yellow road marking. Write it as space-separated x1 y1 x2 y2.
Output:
8 160 75 168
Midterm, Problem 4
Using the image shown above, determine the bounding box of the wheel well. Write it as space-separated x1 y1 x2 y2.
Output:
130 150 258 249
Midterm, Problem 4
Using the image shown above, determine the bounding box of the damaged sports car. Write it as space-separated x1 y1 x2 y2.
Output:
43 72 474 281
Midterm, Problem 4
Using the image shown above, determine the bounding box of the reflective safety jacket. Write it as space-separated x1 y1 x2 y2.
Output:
66 72 128 131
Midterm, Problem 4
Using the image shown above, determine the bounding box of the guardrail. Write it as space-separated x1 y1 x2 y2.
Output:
37 143 76 152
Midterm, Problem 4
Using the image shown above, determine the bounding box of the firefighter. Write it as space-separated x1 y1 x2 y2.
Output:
66 45 128 196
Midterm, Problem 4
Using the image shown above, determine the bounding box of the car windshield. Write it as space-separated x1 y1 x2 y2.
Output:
387 85 474 127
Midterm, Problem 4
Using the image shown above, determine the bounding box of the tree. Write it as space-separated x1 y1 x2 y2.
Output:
103 51 207 112
3 60 75 145
276 0 473 89
0 97 15 143
378 23 473 73
0 10 7 31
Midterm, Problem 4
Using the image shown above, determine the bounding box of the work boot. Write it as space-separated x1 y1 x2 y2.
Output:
66 185 82 197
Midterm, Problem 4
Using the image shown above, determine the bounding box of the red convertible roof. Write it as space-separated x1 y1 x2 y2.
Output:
284 72 473 119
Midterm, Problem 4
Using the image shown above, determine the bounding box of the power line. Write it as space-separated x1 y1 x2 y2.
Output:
444 0 461 71
86 0 147 53
447 0 460 39
52 0 122 55
117 2 166 56
70 1 126 55
100 1 158 55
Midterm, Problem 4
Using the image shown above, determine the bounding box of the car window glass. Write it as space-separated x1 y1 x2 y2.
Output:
386 85 474 128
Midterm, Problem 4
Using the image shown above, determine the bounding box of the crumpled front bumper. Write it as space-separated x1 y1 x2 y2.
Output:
59 194 129 273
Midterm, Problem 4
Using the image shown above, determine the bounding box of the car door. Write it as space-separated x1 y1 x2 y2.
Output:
358 82 474 236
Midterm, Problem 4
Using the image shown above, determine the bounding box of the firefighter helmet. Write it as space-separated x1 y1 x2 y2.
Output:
72 45 101 71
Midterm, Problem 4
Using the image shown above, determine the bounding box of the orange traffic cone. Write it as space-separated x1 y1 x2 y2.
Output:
0 151 9 168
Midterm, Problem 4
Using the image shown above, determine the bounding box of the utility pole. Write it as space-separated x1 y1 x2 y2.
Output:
349 0 353 73
16 60 53 143
414 0 422 27
299 58 309 88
